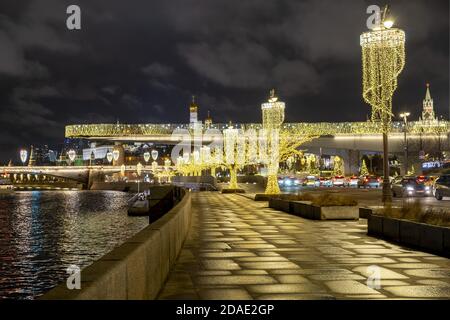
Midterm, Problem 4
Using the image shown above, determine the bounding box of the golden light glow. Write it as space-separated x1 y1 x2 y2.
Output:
361 27 406 131
261 89 285 195
383 20 394 29
65 121 449 139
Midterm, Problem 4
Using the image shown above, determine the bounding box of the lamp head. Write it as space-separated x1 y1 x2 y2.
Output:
383 20 394 29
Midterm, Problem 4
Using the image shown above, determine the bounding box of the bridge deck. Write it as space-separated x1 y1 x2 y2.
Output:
158 192 450 299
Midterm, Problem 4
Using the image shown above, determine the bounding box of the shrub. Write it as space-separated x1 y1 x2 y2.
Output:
311 193 357 207
379 199 450 227
276 193 315 201
296 192 315 202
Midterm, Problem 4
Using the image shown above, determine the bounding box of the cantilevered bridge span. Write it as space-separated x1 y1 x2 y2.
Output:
65 121 450 175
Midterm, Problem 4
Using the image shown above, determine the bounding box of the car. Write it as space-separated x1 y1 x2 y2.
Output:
357 175 381 188
357 175 381 189
391 176 431 198
345 176 359 187
433 174 450 200
332 176 346 187
279 176 301 187
319 177 333 187
304 176 320 188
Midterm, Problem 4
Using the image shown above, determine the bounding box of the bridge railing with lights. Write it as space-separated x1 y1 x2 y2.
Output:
65 121 450 138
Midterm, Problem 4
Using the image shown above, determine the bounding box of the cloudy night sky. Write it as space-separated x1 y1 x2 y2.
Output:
0 0 448 163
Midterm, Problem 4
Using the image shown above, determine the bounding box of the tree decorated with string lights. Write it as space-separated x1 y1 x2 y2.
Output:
360 159 369 176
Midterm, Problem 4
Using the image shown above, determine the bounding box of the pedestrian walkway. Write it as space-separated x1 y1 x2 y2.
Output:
158 192 450 299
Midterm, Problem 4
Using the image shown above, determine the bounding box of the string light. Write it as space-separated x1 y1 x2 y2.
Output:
360 23 405 130
261 89 285 195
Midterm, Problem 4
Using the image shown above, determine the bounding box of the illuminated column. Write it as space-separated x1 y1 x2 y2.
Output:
261 89 285 195
361 6 405 203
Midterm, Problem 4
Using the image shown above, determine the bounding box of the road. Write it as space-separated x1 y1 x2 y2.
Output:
222 182 450 212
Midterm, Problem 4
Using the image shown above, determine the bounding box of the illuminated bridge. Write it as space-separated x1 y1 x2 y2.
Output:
2 121 448 184
65 121 450 175
65 121 450 141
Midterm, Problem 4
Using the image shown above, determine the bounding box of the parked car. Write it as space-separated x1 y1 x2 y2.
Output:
345 176 359 187
391 176 431 198
357 175 381 189
332 176 346 187
433 174 450 200
304 176 320 188
279 176 300 187
319 177 333 187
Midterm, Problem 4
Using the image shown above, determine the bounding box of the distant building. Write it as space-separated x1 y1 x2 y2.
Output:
82 144 114 161
205 110 212 129
189 95 199 125
419 83 438 124
29 145 58 166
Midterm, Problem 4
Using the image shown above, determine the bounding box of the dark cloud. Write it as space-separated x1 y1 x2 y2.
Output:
0 0 448 163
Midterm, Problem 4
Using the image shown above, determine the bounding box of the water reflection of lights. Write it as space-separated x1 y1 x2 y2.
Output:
0 190 148 299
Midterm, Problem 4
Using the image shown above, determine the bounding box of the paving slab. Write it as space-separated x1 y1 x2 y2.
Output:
158 193 450 300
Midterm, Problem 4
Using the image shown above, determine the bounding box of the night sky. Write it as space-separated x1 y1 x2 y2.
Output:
0 0 448 163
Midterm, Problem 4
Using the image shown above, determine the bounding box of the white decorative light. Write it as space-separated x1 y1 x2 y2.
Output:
151 150 158 161
143 151 151 163
20 149 28 164
383 20 394 29
106 151 113 163
113 150 120 161
67 149 76 162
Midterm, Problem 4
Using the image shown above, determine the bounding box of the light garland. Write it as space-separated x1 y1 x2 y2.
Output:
65 121 449 138
361 27 406 131
261 90 285 195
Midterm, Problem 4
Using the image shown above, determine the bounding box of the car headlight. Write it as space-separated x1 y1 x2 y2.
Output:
406 186 414 191
425 186 430 192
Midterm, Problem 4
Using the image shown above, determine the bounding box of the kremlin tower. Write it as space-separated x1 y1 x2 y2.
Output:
419 83 438 124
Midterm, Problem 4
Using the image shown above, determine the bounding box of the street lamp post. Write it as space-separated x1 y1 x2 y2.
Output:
360 5 406 204
400 112 410 175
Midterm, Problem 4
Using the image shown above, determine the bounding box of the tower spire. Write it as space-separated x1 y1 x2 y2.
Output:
421 83 437 123
189 95 199 125
425 83 432 101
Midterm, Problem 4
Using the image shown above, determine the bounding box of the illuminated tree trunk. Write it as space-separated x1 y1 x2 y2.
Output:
265 174 280 195
229 166 238 189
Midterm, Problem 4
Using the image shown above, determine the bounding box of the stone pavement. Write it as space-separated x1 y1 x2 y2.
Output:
158 192 450 300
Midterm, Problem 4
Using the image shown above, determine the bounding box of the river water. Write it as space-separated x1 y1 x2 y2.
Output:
0 190 148 299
